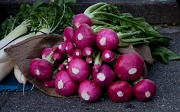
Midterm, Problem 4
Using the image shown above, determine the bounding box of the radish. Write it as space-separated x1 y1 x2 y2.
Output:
96 28 119 51
43 78 55 88
55 70 78 97
58 42 67 55
86 57 93 64
108 81 133 102
52 45 59 53
74 24 95 50
83 47 94 57
52 52 62 61
41 48 52 59
78 79 101 102
29 58 53 81
102 50 115 62
68 55 74 63
63 26 75 42
65 42 75 55
68 58 90 82
73 13 93 29
73 49 84 59
92 64 115 87
134 79 156 102
114 52 144 81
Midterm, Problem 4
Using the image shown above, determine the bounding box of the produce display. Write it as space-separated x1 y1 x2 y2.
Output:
0 0 180 103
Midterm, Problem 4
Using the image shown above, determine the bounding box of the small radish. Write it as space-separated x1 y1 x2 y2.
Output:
52 52 62 61
52 45 59 52
78 79 101 103
65 42 75 55
102 50 116 62
96 28 119 51
43 78 55 88
63 26 75 42
55 70 79 97
134 79 156 102
92 64 115 87
41 48 52 59
83 47 94 57
68 55 74 63
73 49 84 59
74 24 95 50
73 13 93 29
86 57 93 64
108 81 133 102
58 42 67 55
114 52 144 81
29 58 53 81
68 58 90 82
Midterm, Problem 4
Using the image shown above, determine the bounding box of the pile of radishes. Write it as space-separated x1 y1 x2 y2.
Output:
29 13 156 103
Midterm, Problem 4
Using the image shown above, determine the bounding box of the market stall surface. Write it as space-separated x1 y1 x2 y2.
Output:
0 26 180 112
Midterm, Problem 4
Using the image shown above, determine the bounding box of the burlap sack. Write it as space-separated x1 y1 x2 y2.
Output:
5 34 153 97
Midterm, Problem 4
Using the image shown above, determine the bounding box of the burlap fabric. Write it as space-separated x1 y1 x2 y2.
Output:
5 34 153 97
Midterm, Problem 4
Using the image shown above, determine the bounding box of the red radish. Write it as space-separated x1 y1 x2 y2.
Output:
83 47 94 57
78 79 101 103
58 64 66 71
86 57 93 64
65 42 75 55
43 78 55 88
73 49 84 59
63 26 75 42
68 58 90 82
73 13 93 29
55 70 79 97
53 52 62 61
68 55 74 63
114 52 144 81
102 50 115 62
58 42 67 55
96 28 119 51
92 64 115 87
134 79 156 102
41 47 52 59
74 24 95 50
52 45 59 52
29 58 53 81
108 81 133 102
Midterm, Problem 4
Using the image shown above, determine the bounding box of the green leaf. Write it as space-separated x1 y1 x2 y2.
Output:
151 46 180 64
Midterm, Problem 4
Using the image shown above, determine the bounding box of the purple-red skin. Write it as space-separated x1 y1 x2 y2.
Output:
114 52 144 81
74 24 95 50
83 47 94 57
73 49 84 59
65 42 75 55
73 13 93 29
55 70 79 97
92 64 115 87
102 50 116 62
43 78 55 88
86 57 93 64
108 81 133 102
53 52 62 61
68 58 90 82
78 79 101 103
41 48 52 59
58 64 66 71
134 79 156 102
96 28 119 51
58 42 67 55
29 58 53 81
63 26 75 43
93 64 101 73
68 55 74 63
52 45 59 52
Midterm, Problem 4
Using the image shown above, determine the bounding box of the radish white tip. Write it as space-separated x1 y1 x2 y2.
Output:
58 80 64 89
77 33 83 40
86 50 91 55
65 46 68 50
117 91 123 97
100 37 106 46
35 69 40 75
105 53 110 58
59 44 62 49
76 52 80 56
145 91 151 98
128 68 137 75
97 73 106 81
81 92 90 100
72 67 79 75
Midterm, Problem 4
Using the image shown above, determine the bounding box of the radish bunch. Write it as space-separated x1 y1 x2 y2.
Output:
29 13 156 103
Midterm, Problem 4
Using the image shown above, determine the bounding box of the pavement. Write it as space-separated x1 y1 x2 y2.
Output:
1 0 180 112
